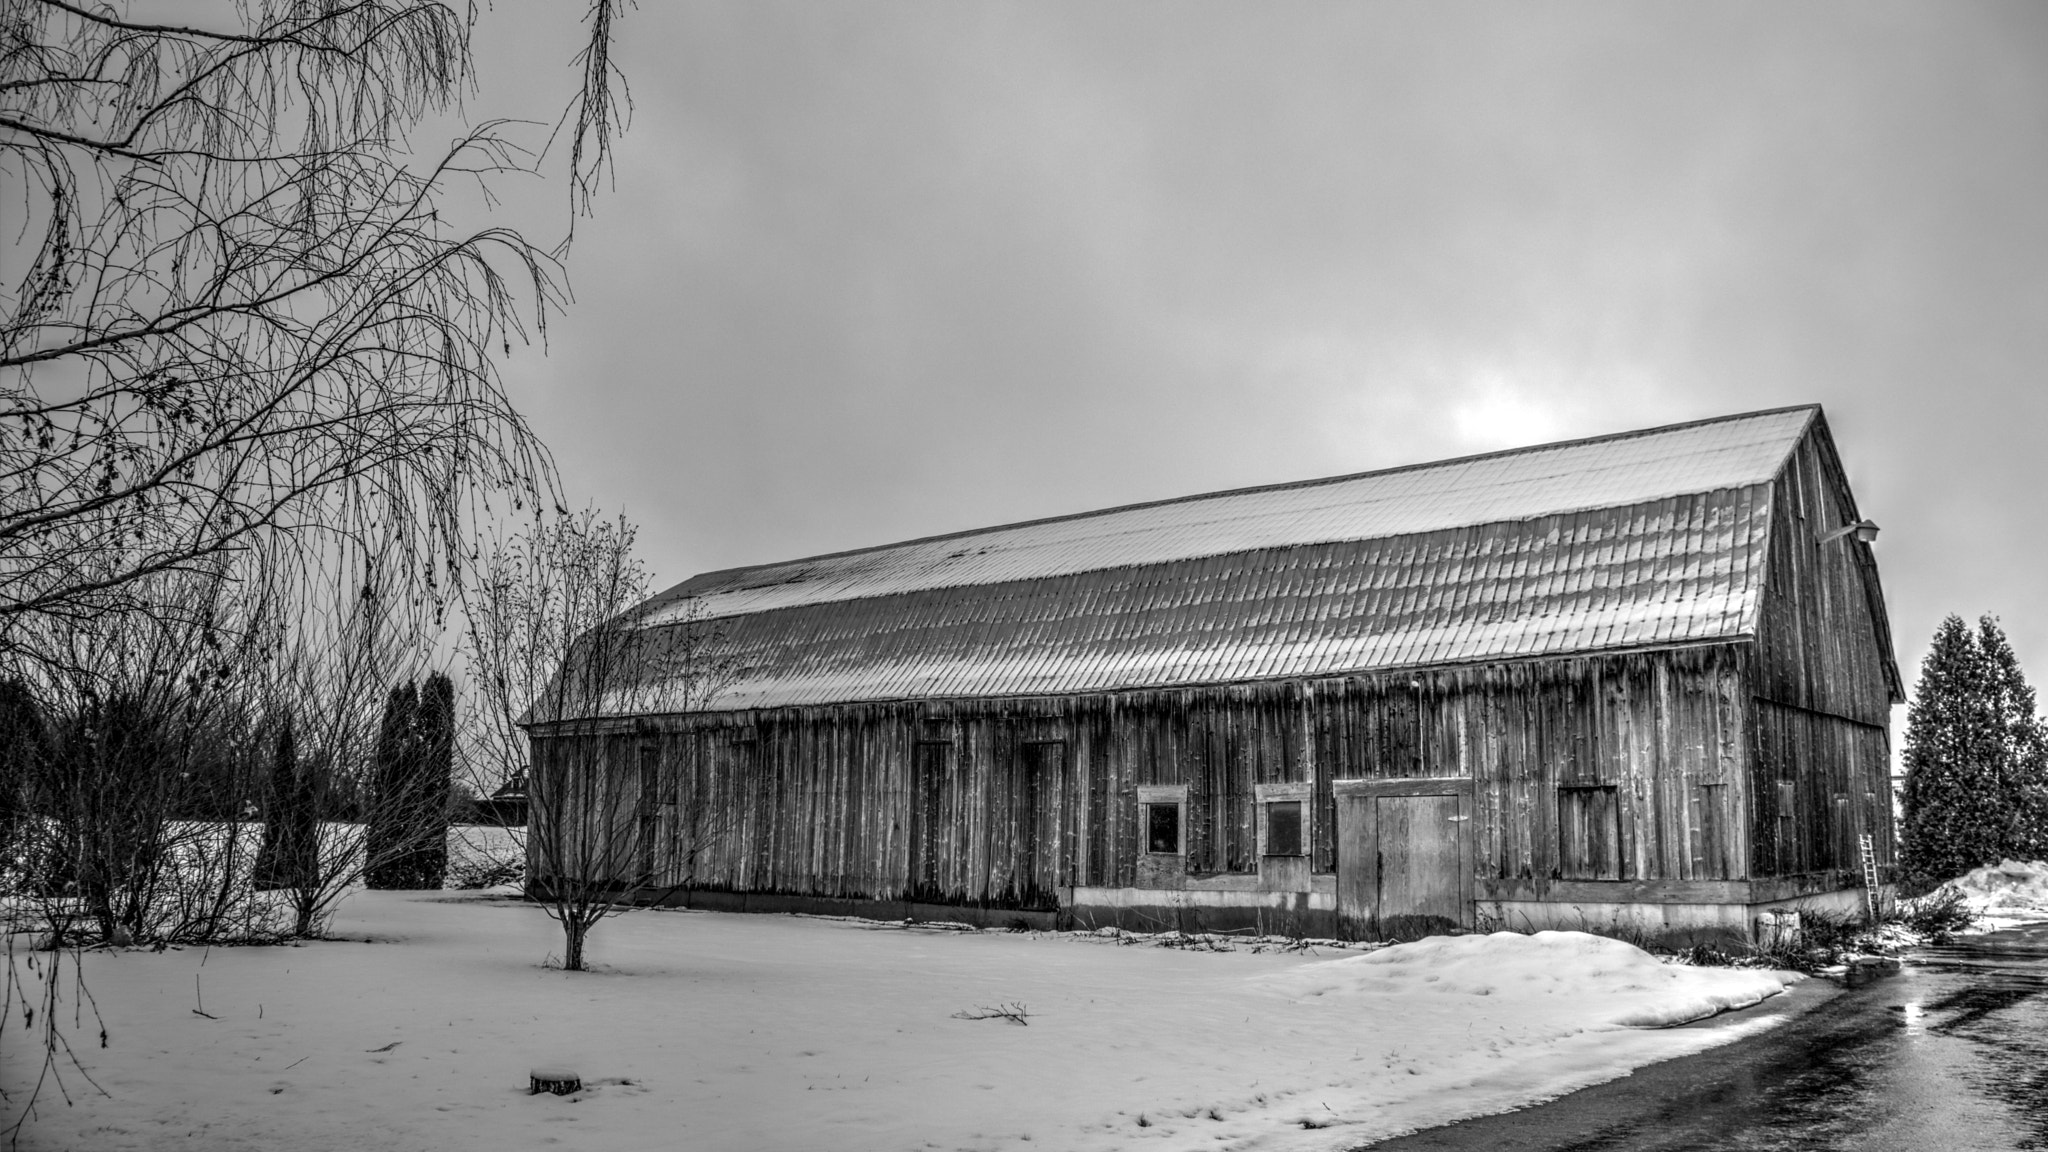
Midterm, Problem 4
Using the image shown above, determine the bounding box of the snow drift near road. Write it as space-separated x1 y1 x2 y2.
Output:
1948 859 2048 930
1265 930 1792 1029
2 895 1799 1152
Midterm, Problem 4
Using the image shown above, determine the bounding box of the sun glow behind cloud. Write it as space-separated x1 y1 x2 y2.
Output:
1449 374 1572 452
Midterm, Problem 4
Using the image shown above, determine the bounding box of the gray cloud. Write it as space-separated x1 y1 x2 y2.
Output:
482 1 2048 697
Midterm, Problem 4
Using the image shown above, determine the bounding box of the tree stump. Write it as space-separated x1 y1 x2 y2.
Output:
529 1067 582 1095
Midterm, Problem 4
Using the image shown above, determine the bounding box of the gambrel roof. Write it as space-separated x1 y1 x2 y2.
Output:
613 405 1870 713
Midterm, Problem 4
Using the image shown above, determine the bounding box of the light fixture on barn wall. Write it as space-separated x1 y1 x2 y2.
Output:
1819 519 1881 544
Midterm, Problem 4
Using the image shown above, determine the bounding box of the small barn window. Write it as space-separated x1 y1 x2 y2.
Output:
1136 784 1187 856
1264 802 1303 857
1254 783 1311 859
1558 785 1621 881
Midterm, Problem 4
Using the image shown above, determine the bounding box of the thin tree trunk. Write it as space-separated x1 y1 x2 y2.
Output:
563 917 588 971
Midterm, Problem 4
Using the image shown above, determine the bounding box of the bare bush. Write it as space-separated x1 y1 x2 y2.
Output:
462 508 736 970
951 1003 1031 1026
4 563 276 945
1901 886 1977 941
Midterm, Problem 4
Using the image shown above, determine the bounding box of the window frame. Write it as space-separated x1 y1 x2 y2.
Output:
1136 784 1188 856
1556 783 1623 881
1255 781 1312 858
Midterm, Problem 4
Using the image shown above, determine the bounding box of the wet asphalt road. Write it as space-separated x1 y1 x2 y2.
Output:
1367 923 2048 1150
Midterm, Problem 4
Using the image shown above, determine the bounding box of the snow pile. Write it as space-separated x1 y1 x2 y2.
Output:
1262 930 1792 1029
1948 859 2048 930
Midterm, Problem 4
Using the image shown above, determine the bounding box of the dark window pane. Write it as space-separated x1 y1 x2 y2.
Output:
1147 803 1180 854
1265 801 1302 856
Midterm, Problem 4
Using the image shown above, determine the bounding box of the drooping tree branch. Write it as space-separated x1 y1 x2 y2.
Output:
1 0 632 632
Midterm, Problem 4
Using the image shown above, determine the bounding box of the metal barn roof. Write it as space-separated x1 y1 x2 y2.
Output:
615 406 1819 714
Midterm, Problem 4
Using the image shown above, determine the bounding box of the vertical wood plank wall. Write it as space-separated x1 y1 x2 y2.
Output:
530 644 1759 909
1750 433 1899 882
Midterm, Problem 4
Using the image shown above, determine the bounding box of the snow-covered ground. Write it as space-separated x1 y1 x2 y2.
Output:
2 895 1796 1152
1948 859 2048 931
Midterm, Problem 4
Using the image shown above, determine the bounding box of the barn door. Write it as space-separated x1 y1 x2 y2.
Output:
635 743 662 885
1336 779 1474 941
1015 742 1066 910
909 741 949 899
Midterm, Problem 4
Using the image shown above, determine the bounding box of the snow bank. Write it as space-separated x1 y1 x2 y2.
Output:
1263 930 1792 1028
1 900 1802 1152
1949 859 2048 930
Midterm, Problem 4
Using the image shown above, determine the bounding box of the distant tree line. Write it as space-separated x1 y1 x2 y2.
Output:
0 564 465 945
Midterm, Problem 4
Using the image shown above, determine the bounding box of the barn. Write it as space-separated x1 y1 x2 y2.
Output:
525 404 1902 943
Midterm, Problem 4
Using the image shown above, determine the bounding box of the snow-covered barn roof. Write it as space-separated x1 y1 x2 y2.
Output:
613 406 1824 714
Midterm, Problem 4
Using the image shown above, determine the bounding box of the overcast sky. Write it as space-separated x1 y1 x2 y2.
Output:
475 1 2046 704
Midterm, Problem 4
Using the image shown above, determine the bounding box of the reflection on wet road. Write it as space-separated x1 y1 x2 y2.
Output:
1369 923 2048 1150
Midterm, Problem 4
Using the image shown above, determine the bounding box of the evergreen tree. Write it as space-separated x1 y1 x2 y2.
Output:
253 723 318 892
365 675 455 890
1900 615 2048 890
410 673 456 890
0 679 48 872
1977 617 2048 857
252 723 293 891
365 682 419 890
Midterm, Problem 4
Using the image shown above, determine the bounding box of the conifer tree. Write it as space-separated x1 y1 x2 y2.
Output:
409 673 456 890
1900 615 2048 890
364 676 454 889
254 723 318 893
365 683 419 890
1977 617 2048 858
0 680 48 872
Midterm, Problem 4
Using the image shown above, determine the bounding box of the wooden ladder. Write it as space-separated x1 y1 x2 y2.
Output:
1858 832 1881 920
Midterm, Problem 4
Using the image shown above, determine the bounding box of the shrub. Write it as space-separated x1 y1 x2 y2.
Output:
448 855 525 890
1901 886 1976 940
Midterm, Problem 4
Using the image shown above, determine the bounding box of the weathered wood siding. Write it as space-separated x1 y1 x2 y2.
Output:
1748 427 1899 881
530 644 1752 908
528 733 647 886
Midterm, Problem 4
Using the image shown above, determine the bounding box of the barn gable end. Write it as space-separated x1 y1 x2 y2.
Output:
1746 414 1903 899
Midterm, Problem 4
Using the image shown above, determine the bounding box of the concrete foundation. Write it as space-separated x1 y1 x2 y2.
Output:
538 879 1892 948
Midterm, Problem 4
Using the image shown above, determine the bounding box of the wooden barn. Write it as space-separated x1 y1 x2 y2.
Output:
525 405 1902 943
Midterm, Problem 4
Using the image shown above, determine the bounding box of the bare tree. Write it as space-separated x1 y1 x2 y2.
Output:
2 5 637 1133
0 0 632 630
462 508 734 971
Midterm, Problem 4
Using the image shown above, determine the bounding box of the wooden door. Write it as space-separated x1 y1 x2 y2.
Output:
909 742 948 899
1014 742 1066 910
1336 780 1473 941
635 744 663 885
